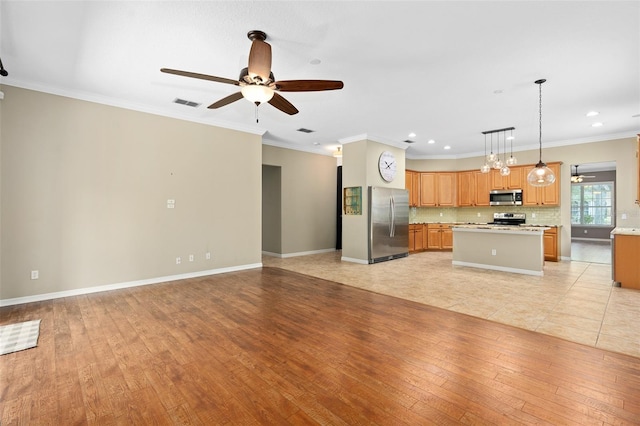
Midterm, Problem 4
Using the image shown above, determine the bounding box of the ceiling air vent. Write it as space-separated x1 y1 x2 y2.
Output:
404 139 415 144
173 98 201 108
297 128 315 133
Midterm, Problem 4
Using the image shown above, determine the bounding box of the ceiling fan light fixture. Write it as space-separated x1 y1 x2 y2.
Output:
241 84 274 104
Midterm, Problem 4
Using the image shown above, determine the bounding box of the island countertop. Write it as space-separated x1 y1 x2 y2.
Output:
452 224 550 233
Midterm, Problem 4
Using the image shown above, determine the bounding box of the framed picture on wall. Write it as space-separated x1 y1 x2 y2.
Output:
344 187 362 215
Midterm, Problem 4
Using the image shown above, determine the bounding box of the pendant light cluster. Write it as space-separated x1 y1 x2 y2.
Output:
480 127 516 176
526 79 556 187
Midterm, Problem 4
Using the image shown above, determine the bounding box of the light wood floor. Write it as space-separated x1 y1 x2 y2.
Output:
2 267 640 424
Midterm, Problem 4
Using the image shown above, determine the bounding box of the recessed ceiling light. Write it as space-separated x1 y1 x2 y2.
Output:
444 145 451 150
313 142 320 145
591 122 603 127
310 59 321 65
493 89 503 94
427 139 435 144
408 132 416 138
586 111 599 117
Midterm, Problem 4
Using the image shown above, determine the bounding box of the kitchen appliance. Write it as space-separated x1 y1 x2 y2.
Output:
368 186 409 263
488 212 526 226
490 189 523 206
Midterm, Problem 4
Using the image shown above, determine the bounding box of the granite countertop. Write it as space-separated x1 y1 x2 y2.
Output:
611 227 640 236
452 224 549 232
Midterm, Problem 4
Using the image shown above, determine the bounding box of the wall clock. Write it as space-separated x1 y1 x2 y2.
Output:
378 151 397 182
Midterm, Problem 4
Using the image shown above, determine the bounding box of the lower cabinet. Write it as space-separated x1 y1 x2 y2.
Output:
409 224 424 253
427 223 453 250
543 227 559 262
613 234 640 289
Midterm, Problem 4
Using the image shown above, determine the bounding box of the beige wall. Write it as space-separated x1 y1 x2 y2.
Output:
1 86 262 302
407 136 639 258
262 144 337 255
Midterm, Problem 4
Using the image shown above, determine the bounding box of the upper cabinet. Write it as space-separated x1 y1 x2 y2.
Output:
405 170 421 207
457 171 474 207
522 162 561 206
491 166 524 190
420 172 457 207
457 170 490 207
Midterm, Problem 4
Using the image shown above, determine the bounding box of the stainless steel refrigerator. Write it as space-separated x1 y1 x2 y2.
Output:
368 186 409 263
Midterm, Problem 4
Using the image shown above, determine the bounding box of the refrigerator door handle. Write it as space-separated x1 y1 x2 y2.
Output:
390 196 395 237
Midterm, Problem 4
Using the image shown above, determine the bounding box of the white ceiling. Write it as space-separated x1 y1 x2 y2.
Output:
1 1 638 159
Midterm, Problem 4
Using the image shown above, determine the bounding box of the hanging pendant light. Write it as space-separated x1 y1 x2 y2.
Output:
499 129 511 176
506 128 517 165
480 134 491 173
527 79 556 187
487 133 496 163
493 131 503 170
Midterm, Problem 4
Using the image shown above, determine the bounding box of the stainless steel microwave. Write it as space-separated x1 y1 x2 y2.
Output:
489 189 523 206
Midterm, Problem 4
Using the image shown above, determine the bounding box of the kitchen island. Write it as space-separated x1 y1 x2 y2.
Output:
452 225 549 276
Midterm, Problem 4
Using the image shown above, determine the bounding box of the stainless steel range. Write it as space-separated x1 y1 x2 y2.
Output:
488 212 526 226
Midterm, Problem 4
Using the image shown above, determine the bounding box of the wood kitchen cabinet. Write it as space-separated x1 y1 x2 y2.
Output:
426 223 453 250
523 162 561 206
543 226 559 262
613 234 640 289
420 172 457 207
474 171 491 206
457 170 491 207
491 166 524 190
408 224 425 253
405 170 421 207
457 171 474 207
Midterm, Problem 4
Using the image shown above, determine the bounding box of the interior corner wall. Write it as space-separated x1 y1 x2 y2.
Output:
341 139 406 262
262 165 282 253
0 86 262 301
262 144 337 255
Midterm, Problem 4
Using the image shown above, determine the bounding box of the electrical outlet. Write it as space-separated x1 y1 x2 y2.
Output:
176 257 181 264
189 254 194 262
31 270 39 280
532 213 536 218
440 212 443 217
491 249 497 256
167 199 175 209
206 252 211 260
477 212 481 217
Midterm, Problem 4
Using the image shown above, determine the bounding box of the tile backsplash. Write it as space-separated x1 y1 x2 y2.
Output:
410 206 561 225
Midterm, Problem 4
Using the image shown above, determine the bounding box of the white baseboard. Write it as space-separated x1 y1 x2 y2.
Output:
0 263 263 307
262 248 335 258
452 260 544 277
571 237 611 242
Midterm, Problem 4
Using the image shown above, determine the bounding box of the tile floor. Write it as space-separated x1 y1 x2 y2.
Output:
571 239 612 264
263 250 640 359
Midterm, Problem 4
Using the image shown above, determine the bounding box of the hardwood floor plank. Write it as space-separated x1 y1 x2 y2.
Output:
1 267 639 424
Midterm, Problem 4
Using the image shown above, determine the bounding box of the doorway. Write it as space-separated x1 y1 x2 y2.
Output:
569 161 615 264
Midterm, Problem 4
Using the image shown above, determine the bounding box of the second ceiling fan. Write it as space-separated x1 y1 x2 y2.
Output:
571 165 595 183
161 30 344 117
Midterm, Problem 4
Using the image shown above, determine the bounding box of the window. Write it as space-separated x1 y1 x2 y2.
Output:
571 182 614 226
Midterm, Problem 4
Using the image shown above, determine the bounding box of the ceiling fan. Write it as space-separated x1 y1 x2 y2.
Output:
571 165 595 183
161 30 344 118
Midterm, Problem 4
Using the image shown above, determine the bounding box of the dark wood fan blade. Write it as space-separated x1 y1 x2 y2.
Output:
208 92 244 109
268 92 299 115
275 80 344 92
161 68 239 86
248 40 272 82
